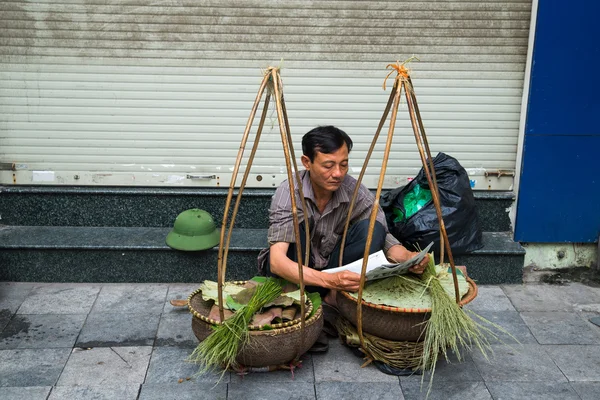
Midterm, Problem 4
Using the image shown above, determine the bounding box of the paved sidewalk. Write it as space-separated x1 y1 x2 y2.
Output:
1 281 600 399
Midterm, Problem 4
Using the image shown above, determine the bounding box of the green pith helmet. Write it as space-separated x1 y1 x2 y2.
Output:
165 209 221 251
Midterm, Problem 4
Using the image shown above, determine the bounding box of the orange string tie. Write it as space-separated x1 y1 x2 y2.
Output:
382 56 420 90
382 61 410 91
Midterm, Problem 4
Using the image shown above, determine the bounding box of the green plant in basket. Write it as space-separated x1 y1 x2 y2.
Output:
188 278 283 373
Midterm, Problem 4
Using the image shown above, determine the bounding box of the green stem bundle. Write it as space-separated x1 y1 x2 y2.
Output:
189 278 283 373
419 256 493 395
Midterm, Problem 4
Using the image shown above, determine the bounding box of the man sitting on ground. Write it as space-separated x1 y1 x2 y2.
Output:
257 125 429 307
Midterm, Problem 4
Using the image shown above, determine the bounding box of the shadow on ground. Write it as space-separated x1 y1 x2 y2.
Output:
536 267 600 287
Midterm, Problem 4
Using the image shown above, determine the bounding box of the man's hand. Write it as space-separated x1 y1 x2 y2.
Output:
323 270 362 292
408 253 430 275
269 241 363 292
386 244 431 275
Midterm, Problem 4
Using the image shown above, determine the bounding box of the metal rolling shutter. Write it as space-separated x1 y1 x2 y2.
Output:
0 0 531 189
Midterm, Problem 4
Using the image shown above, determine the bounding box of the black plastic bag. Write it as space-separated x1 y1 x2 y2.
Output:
380 153 483 255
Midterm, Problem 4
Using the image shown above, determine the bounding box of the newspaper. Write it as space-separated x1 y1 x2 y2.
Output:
322 242 433 281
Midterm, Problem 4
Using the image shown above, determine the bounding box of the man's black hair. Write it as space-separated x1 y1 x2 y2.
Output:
301 125 353 162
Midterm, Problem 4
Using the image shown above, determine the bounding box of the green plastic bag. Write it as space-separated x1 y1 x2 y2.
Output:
392 184 432 223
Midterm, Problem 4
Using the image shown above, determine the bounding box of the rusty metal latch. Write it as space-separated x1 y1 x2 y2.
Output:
186 174 216 180
484 170 515 178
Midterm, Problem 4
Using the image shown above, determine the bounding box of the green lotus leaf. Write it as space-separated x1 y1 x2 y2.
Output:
199 280 245 309
348 265 468 308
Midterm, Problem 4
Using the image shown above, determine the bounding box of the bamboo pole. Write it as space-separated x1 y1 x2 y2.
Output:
406 76 445 265
356 78 403 352
280 84 311 269
271 68 307 357
222 91 271 284
216 73 270 322
404 84 460 304
338 84 398 267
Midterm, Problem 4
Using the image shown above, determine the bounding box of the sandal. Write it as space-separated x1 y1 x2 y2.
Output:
373 361 420 376
307 332 329 353
321 303 340 338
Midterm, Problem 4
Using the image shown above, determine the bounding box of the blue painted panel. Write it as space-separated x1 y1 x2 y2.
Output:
515 135 600 242
517 1 600 242
526 2 600 135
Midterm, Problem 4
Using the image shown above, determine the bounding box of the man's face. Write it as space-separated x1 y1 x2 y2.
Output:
301 144 349 194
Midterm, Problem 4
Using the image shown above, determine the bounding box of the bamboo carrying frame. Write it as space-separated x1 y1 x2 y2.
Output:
338 61 462 359
215 67 315 364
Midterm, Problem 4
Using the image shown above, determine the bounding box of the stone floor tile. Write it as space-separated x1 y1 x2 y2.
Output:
228 381 315 400
560 283 600 306
0 309 11 333
228 354 314 383
471 344 567 382
163 284 199 314
155 313 197 348
400 351 482 384
312 339 399 383
0 282 35 314
91 284 169 314
521 311 600 345
145 346 229 384
486 381 580 400
464 285 516 312
401 380 491 400
0 313 86 349
570 381 600 400
502 284 573 312
316 382 403 400
0 386 52 400
544 345 600 381
473 310 537 344
138 383 227 400
48 385 140 400
57 346 152 386
17 284 101 314
0 348 71 386
578 311 600 341
76 312 160 347
574 303 600 313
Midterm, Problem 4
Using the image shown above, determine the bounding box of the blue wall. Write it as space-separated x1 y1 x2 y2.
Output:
515 1 600 243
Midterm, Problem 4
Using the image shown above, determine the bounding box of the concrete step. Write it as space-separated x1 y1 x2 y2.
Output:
0 226 524 284
0 186 514 233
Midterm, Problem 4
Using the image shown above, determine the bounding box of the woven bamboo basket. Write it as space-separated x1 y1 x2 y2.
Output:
188 288 324 368
336 277 478 342
336 316 426 370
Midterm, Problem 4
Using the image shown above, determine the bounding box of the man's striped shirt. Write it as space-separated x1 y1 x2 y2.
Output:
257 170 400 270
